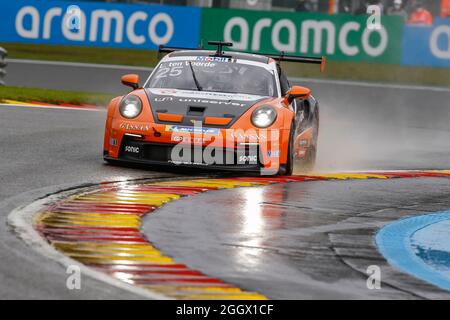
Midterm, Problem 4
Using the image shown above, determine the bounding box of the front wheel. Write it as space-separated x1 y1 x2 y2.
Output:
277 123 295 176
103 157 119 166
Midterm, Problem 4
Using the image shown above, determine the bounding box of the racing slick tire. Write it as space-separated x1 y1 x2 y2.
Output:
295 145 316 173
295 108 319 173
278 122 295 176
103 156 120 166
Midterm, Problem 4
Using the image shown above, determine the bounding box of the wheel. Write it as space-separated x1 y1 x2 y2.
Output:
103 157 119 166
278 122 295 176
295 108 319 173
295 144 316 173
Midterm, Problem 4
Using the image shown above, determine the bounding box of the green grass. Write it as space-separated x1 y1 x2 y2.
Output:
0 86 115 106
1 42 159 67
1 42 449 88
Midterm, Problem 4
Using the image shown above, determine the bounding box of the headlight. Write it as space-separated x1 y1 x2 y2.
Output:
251 106 277 128
119 95 142 119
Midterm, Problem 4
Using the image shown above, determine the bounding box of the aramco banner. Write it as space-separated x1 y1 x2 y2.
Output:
200 8 403 64
0 0 201 49
1 1 449 68
401 18 450 68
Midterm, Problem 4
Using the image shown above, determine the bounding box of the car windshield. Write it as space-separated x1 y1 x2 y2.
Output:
146 57 277 97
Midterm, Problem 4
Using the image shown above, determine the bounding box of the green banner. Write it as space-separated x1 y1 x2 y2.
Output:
200 8 403 64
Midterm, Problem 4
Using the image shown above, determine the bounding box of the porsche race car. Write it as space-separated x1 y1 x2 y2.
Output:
103 41 324 175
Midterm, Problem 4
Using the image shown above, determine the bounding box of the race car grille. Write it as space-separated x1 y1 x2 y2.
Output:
119 138 263 167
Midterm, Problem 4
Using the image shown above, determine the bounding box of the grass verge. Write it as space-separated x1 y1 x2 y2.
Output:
1 42 449 88
0 86 115 106
2 42 159 67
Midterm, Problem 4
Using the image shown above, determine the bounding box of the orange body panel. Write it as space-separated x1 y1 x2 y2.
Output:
157 113 184 122
204 117 233 126
103 89 295 171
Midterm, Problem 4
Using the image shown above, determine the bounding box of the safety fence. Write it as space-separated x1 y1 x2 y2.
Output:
0 0 449 68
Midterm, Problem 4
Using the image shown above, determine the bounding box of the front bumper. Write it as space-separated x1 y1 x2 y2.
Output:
104 155 263 173
106 136 264 173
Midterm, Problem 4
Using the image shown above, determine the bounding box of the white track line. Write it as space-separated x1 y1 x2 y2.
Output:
7 185 170 300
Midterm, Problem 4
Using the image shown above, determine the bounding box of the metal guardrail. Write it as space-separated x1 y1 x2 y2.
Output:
0 47 7 86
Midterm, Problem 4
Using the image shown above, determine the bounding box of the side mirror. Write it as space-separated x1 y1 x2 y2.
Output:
121 74 140 90
287 86 311 103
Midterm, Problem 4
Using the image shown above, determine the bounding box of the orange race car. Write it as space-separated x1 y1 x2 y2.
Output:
103 41 325 175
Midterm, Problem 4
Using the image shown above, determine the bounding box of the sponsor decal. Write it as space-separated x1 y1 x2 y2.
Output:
230 131 267 141
153 96 247 107
148 88 264 102
168 160 208 166
267 150 280 157
153 97 174 102
178 98 245 107
120 123 150 131
195 56 235 63
124 145 140 153
172 135 211 144
239 155 258 164
109 138 118 146
159 61 219 69
190 61 216 68
165 125 220 135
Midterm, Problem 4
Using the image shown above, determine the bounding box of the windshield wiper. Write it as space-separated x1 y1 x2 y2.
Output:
188 61 203 91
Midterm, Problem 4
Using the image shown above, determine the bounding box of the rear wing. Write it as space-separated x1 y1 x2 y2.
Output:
158 45 195 54
158 41 326 72
264 53 326 73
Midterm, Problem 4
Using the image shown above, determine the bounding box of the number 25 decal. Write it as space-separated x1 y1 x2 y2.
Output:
155 66 183 79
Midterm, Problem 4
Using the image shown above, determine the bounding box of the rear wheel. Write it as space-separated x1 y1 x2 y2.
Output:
295 108 319 173
295 144 316 173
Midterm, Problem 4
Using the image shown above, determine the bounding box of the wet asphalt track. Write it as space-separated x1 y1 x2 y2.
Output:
144 177 450 299
1 59 450 299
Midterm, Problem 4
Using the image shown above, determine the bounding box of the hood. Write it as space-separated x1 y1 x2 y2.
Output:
145 88 268 127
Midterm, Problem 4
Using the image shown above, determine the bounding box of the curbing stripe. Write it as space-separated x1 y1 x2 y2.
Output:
0 99 103 111
11 171 450 299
